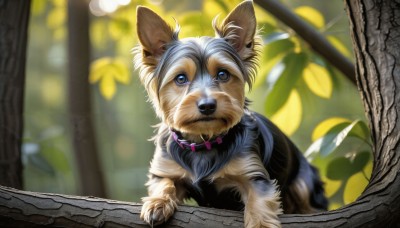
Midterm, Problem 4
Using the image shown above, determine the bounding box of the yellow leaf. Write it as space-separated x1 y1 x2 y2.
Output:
47 7 65 29
327 36 353 58
32 0 46 16
90 58 112 83
100 74 116 100
329 202 342 211
343 171 369 204
312 117 350 141
321 175 341 198
271 89 302 136
53 0 65 7
295 6 325 29
112 58 130 84
303 63 333 99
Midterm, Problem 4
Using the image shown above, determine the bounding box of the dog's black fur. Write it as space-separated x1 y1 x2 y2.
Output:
135 1 328 226
156 111 328 212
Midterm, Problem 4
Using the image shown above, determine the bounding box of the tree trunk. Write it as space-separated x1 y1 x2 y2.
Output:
1 0 400 227
0 0 31 189
67 0 107 197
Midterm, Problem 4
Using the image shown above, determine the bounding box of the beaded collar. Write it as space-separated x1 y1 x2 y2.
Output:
171 130 225 152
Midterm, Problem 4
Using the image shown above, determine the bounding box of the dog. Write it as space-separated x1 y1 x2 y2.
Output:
134 1 328 227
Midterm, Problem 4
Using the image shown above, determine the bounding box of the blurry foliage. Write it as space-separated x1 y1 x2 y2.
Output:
25 0 371 209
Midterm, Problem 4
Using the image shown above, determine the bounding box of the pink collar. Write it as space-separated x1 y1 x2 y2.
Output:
171 130 225 152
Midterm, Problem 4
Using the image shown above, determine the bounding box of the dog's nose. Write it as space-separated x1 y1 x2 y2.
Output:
197 98 217 115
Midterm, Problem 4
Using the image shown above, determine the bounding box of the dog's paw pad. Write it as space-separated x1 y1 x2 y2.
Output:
140 197 177 226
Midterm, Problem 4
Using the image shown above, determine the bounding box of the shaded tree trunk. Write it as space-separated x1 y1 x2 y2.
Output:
1 0 400 227
0 0 31 189
67 0 107 197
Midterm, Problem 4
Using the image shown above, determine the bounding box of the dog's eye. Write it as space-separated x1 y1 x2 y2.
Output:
216 70 230 82
174 74 189 85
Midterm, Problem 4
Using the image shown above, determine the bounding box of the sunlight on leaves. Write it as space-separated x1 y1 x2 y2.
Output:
305 120 370 158
303 62 333 99
90 57 131 100
271 89 302 136
32 0 46 16
47 7 65 29
255 38 295 88
312 117 350 141
265 52 307 116
341 152 371 204
343 171 368 204
294 6 325 29
321 175 341 198
327 36 352 58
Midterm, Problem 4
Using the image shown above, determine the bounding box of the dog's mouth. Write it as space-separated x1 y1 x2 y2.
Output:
186 117 227 124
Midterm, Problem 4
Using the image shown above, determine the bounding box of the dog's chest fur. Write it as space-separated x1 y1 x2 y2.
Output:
158 112 273 209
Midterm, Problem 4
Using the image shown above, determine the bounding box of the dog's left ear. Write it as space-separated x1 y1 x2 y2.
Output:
215 0 256 59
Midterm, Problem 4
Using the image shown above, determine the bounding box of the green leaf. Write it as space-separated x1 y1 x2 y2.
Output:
352 151 370 172
327 157 353 180
327 152 370 181
305 120 370 158
255 39 294 88
264 52 307 116
41 145 70 174
294 6 325 29
263 38 295 60
311 117 351 141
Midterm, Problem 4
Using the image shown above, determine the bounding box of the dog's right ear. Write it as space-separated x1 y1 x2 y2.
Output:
136 6 175 59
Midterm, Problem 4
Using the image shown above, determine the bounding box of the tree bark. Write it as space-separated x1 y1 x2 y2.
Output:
67 0 107 197
0 0 31 189
0 185 244 228
1 0 400 227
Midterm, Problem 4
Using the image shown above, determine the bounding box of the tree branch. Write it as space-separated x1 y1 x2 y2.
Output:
0 186 244 227
254 0 356 85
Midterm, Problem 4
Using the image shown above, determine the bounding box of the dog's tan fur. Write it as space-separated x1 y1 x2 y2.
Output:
134 1 327 227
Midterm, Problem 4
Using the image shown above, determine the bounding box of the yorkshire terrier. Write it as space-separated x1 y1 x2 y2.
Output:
134 1 327 227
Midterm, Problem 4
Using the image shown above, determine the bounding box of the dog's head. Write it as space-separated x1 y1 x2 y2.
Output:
134 1 259 138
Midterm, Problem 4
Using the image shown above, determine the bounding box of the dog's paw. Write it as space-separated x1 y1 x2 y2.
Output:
140 196 177 226
245 217 281 228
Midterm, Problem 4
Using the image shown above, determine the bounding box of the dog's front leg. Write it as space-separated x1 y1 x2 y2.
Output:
140 176 181 226
243 178 283 228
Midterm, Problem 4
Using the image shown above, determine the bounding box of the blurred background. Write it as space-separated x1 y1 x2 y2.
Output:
24 0 371 211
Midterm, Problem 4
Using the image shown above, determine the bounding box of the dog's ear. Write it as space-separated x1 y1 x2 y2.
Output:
136 6 175 59
215 0 256 58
